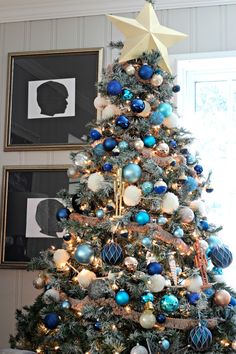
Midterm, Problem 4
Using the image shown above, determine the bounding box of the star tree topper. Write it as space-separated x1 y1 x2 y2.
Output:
107 2 187 73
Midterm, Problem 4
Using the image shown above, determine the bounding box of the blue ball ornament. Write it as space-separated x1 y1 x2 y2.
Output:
194 164 203 175
116 115 130 129
158 103 172 117
135 211 150 225
147 262 163 275
154 180 167 194
107 80 122 95
123 163 142 183
185 176 198 192
121 88 134 101
63 233 71 242
103 138 117 151
206 185 214 193
143 135 156 148
89 129 102 141
172 85 181 93
156 314 166 324
142 237 152 248
93 143 106 157
158 215 168 225
198 220 209 231
160 294 179 313
131 98 145 113
139 64 154 80
187 292 201 305
103 163 113 172
189 325 212 352
173 227 184 238
43 313 59 330
101 242 123 265
229 297 236 307
118 141 129 151
170 139 177 148
115 290 130 306
75 243 94 264
205 247 212 258
150 111 165 126
96 209 104 219
61 300 71 309
210 245 233 269
56 207 71 221
212 266 223 275
208 236 222 248
141 181 154 194
187 154 196 165
141 291 154 303
161 339 170 351
94 320 102 331
204 288 215 298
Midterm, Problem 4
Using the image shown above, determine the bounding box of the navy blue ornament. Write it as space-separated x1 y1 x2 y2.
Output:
154 180 167 194
135 211 150 225
107 80 122 95
141 181 154 194
156 314 166 324
139 64 154 80
147 262 163 275
206 185 214 193
115 115 130 129
198 220 209 231
89 129 102 141
43 313 59 330
172 85 181 93
123 163 142 183
121 88 134 101
187 292 201 305
150 111 165 126
161 339 170 351
96 209 104 219
170 139 177 148
56 207 71 221
158 103 172 117
141 291 154 303
61 300 71 309
210 245 233 269
189 325 212 352
160 294 179 313
229 297 236 306
212 266 223 275
118 141 129 151
101 242 123 265
63 233 71 242
103 163 113 172
103 138 117 151
194 164 203 175
93 143 106 157
94 320 102 331
143 135 156 148
115 289 130 306
75 243 94 264
185 176 198 192
131 98 145 113
142 237 152 248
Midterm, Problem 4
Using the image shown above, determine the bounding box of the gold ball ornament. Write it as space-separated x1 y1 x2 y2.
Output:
124 256 138 272
151 74 163 87
125 64 136 76
156 142 169 156
33 275 46 289
214 290 231 306
232 341 236 351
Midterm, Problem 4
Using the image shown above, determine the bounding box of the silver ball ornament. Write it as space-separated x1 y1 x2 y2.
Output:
130 344 148 354
33 275 45 289
125 64 135 76
151 74 163 87
124 256 138 272
134 139 144 151
157 142 169 156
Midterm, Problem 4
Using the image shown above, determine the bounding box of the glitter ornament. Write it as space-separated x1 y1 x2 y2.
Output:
130 344 148 354
93 143 106 157
43 289 60 304
162 192 179 214
124 256 138 271
74 152 90 167
118 141 129 151
134 138 144 151
121 88 134 101
141 181 154 194
160 294 179 313
150 110 165 125
185 176 198 192
190 324 212 352
87 173 105 192
123 186 142 206
141 291 154 303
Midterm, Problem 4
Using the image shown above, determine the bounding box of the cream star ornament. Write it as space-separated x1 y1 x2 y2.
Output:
107 2 187 73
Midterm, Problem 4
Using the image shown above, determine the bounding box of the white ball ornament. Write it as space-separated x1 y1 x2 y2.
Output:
190 200 207 217
147 274 166 292
199 239 209 252
130 345 148 354
139 311 156 329
185 275 203 292
101 104 120 120
163 113 179 129
43 289 60 304
87 173 105 192
53 249 70 269
77 269 96 288
134 139 144 151
157 142 170 156
151 74 163 87
74 152 90 167
137 101 151 117
123 186 142 206
179 207 194 223
162 192 179 214
94 95 108 110
125 64 136 76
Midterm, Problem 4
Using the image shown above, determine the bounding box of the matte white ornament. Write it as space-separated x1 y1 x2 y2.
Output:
179 206 194 223
147 274 166 292
101 104 121 120
43 289 60 304
87 173 105 192
53 249 70 268
94 95 108 110
77 269 96 288
123 186 142 206
162 192 179 214
134 138 144 151
139 311 156 329
184 275 203 292
130 344 148 354
137 101 151 117
163 113 179 128
190 199 207 217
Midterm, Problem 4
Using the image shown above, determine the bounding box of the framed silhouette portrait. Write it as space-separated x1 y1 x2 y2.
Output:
0 166 69 268
4 48 103 151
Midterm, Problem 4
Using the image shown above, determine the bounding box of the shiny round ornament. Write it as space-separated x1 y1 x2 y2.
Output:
147 262 163 275
94 95 108 110
56 207 70 221
157 142 169 156
163 113 179 129
143 135 156 148
53 249 70 269
187 154 196 165
74 152 89 167
229 297 236 306
161 339 170 351
137 101 151 117
179 206 194 223
139 64 154 80
89 129 102 140
190 325 212 352
206 184 214 193
77 269 96 288
44 312 59 330
210 245 233 268
141 291 154 303
115 289 130 306
67 165 77 178
107 79 122 95
130 344 148 354
33 275 45 289
134 138 144 151
212 266 223 275
194 164 203 175
208 236 222 248
173 227 184 238
198 220 209 231
154 180 167 194
94 320 102 331
74 244 94 264
118 141 129 151
61 300 71 309
123 163 142 183
148 274 166 293
139 310 156 329
101 242 123 265
151 73 163 87
123 186 142 206
43 289 60 304
103 137 117 151
93 143 105 157
185 275 203 293
124 256 138 272
135 211 150 225
131 98 145 113
125 64 135 76
103 163 113 172
121 88 134 101
160 294 179 313
112 146 120 156
187 292 201 305
141 181 154 194
88 173 105 192
204 288 215 298
96 209 104 219
156 314 166 324
162 192 179 214
142 237 152 248
116 115 130 129
170 139 177 148
158 103 173 117
150 111 165 126
185 176 198 192
158 215 168 225
172 85 181 93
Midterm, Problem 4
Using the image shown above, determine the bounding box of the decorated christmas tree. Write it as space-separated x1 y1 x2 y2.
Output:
11 1 236 353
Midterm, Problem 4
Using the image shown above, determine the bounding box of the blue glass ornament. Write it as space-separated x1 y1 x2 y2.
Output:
93 143 106 157
147 262 163 275
158 103 172 117
103 138 117 151
139 64 154 80
115 115 130 129
208 236 222 248
142 237 152 248
43 313 59 330
156 314 166 324
75 244 94 264
194 164 203 175
187 154 196 165
205 247 212 258
185 176 198 192
141 181 154 194
158 215 168 225
135 211 150 225
210 245 233 269
180 148 189 156
107 80 122 95
96 209 104 219
189 325 212 352
56 207 71 221
89 129 102 140
212 266 223 275
187 292 201 305
229 297 236 306
141 291 154 303
160 294 179 313
61 300 71 309
101 242 123 265
170 159 177 167
131 98 145 113
121 88 134 101
172 85 181 93
103 163 113 172
118 141 129 151
94 320 102 331
150 111 164 126
155 69 163 75
198 220 209 231
154 180 167 194
115 290 130 306
143 135 156 148
123 163 142 183
206 185 214 193
161 339 170 351
170 139 177 148
204 288 215 298
63 233 71 242
173 227 184 238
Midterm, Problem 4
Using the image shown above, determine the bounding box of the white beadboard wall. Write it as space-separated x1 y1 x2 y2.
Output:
0 4 236 348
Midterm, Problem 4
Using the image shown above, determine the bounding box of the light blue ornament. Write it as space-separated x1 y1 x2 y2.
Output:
150 111 165 126
96 209 104 219
141 181 154 194
118 141 129 151
173 227 184 238
154 180 167 194
208 236 222 248
135 211 150 225
142 237 152 248
115 290 130 306
187 154 196 165
61 300 71 309
190 325 212 352
161 339 170 351
158 215 168 225
123 163 142 183
212 266 223 275
93 143 105 157
75 243 94 264
160 294 179 313
141 291 154 303
158 103 172 117
185 176 198 192
143 135 156 148
121 88 134 101
206 247 212 258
